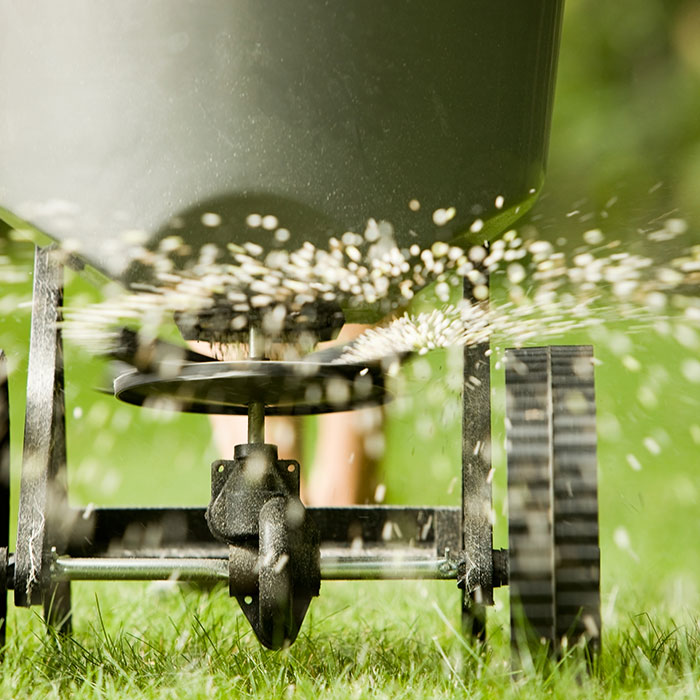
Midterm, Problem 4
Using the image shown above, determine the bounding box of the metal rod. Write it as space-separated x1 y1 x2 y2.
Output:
247 402 265 444
248 326 265 360
52 557 229 582
51 552 460 583
320 554 458 580
247 326 265 443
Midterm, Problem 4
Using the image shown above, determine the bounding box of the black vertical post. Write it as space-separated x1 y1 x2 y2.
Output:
0 351 10 655
461 271 493 641
14 246 72 632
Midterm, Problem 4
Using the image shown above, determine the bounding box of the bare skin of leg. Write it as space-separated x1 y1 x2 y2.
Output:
305 405 383 506
306 324 382 506
190 324 382 505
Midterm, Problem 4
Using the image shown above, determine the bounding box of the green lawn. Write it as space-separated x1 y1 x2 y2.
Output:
1 579 699 699
1 236 699 697
3 0 700 690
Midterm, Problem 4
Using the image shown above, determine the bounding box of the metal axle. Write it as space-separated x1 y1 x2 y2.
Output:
50 551 460 586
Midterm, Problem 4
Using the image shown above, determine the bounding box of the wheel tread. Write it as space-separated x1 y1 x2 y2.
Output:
506 345 601 657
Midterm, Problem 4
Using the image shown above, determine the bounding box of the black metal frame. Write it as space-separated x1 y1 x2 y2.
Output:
1 350 10 656
63 505 463 558
2 245 503 646
13 246 72 632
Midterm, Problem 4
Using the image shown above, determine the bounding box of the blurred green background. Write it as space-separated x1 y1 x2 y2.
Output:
1 0 698 630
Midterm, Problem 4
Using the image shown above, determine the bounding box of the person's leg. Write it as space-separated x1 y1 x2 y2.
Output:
304 324 384 505
304 405 383 506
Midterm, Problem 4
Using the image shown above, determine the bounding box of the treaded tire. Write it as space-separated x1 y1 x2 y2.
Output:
505 345 601 658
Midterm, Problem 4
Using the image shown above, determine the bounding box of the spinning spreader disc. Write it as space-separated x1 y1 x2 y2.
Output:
114 360 387 415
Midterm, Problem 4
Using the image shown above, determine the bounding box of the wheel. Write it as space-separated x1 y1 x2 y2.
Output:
505 345 601 658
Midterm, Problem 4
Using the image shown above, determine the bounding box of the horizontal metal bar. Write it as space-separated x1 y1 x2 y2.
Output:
67 505 460 556
51 551 460 584
321 553 458 580
52 557 229 582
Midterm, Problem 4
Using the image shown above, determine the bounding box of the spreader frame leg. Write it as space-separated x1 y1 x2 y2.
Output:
461 274 494 641
14 246 72 633
0 351 10 655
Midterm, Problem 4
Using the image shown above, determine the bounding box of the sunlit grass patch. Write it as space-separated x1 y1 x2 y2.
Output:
0 581 698 699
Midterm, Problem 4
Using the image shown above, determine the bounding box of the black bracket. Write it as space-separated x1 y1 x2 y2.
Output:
207 443 300 543
1 349 10 654
206 443 320 649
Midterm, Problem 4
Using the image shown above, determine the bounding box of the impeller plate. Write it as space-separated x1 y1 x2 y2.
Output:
114 360 387 415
